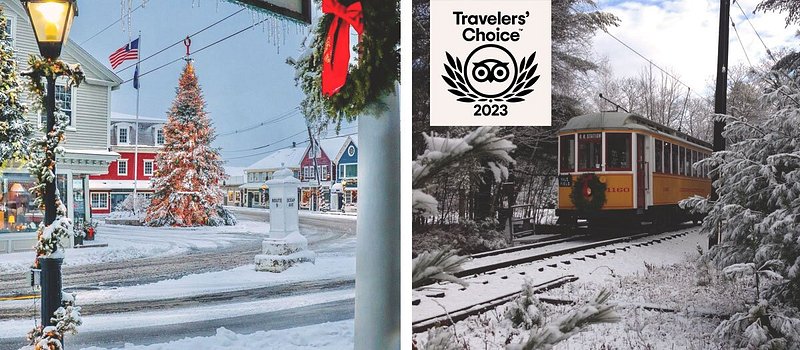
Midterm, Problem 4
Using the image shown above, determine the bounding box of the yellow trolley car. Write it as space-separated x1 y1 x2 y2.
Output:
556 112 712 228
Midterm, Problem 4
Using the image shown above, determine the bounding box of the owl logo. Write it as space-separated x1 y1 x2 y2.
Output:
471 59 511 83
441 44 539 103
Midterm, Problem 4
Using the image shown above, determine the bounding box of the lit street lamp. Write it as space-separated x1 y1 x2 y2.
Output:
21 0 77 333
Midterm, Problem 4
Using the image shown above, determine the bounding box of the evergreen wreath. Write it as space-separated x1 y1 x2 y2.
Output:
290 0 399 130
570 173 607 212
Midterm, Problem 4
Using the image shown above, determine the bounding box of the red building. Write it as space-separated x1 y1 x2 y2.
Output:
88 113 166 214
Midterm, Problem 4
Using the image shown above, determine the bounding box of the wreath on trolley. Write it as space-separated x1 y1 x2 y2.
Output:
570 173 607 212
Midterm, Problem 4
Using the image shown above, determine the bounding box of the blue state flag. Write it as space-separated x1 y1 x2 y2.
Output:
133 64 140 90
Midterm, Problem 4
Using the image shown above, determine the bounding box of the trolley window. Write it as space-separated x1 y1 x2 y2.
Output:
654 140 663 173
559 135 575 173
605 133 631 171
691 150 698 177
679 147 686 176
664 142 672 174
672 145 680 175
578 133 602 171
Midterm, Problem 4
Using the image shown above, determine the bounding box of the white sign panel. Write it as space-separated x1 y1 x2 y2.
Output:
430 0 552 126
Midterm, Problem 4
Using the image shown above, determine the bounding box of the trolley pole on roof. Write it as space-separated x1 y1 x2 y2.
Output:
713 0 729 153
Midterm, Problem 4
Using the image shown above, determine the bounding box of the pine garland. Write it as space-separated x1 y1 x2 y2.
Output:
290 0 400 129
23 56 84 261
22 55 85 350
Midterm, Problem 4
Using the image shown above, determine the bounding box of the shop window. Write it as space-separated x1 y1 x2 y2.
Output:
578 133 602 171
91 193 108 209
654 140 663 173
1 176 40 232
559 135 575 172
605 133 631 171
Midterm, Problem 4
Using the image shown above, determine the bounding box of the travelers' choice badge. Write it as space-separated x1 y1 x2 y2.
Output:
430 1 552 126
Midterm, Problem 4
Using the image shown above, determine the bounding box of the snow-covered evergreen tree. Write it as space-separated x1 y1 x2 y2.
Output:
0 11 32 164
681 70 800 307
145 61 235 227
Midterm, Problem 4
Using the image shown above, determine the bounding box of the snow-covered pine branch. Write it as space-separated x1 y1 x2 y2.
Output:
508 288 620 350
412 249 470 289
412 126 516 217
680 69 800 307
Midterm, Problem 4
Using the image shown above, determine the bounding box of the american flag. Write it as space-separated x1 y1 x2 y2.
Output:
108 38 139 69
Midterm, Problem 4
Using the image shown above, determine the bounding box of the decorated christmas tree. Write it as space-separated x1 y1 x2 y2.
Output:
145 61 235 227
0 11 32 164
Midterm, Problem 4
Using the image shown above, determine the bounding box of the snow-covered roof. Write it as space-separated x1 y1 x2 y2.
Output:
318 136 350 160
111 112 167 124
246 147 305 171
224 166 246 178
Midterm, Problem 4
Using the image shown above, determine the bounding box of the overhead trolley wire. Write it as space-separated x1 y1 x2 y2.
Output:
599 28 707 101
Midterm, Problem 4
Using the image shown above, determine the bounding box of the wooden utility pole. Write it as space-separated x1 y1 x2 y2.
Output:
711 0 730 247
713 0 730 153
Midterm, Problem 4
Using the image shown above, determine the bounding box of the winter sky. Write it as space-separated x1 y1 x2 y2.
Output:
67 0 354 167
594 0 800 95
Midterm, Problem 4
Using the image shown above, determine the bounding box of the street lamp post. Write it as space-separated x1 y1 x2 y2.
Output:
21 0 77 332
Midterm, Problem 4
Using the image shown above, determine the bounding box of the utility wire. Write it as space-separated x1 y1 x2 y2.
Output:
122 11 274 84
218 107 301 137
733 0 777 62
78 1 147 45
225 129 308 152
116 7 246 74
730 16 753 68
224 129 359 160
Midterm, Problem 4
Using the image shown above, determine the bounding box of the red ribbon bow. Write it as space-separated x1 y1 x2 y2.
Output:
321 0 363 97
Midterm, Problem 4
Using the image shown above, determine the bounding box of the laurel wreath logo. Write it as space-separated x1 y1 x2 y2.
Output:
442 51 540 103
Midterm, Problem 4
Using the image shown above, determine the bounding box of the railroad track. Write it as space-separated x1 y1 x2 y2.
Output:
456 227 694 279
412 226 700 332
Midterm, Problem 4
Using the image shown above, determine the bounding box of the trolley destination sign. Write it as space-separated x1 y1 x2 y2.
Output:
429 0 552 126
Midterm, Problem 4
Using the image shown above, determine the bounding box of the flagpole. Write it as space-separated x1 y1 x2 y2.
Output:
133 32 141 214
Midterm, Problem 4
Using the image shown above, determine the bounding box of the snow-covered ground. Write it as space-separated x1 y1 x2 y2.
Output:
0 221 269 274
413 228 704 322
77 320 354 350
413 230 755 349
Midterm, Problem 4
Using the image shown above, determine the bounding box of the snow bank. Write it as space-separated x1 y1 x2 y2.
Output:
0 289 354 339
48 256 355 305
78 320 354 350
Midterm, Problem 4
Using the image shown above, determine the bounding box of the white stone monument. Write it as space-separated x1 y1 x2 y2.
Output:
255 167 315 272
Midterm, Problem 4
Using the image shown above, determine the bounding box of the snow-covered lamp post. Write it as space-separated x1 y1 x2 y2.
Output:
255 167 315 272
21 0 77 333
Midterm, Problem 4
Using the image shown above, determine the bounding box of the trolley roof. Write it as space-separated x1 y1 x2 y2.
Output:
559 112 712 149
